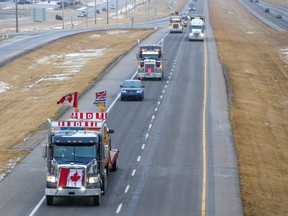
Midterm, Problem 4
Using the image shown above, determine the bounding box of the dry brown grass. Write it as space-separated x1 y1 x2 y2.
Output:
210 0 288 215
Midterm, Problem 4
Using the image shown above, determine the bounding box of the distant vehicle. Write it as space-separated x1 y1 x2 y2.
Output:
102 7 107 11
25 0 32 4
189 7 196 11
120 80 145 101
265 8 269 12
77 11 88 17
182 15 188 27
136 41 165 80
255 0 259 2
275 14 282 19
55 14 63 20
96 9 100 14
189 16 205 41
110 4 115 9
189 2 194 6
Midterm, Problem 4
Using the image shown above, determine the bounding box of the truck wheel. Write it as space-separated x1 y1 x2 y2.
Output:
93 195 101 206
111 158 117 171
46 196 53 205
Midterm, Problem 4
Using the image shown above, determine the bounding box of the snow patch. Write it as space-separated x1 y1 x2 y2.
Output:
246 31 254 34
90 34 101 38
280 47 288 67
24 48 107 90
0 81 11 93
106 30 128 35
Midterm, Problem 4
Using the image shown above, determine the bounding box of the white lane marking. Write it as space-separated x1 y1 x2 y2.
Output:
145 133 149 142
124 185 130 193
148 124 152 131
141 144 145 150
131 169 136 176
157 101 161 105
28 196 46 216
137 156 141 162
164 85 167 88
155 108 158 112
167 80 170 84
160 95 163 99
116 203 123 214
151 115 155 121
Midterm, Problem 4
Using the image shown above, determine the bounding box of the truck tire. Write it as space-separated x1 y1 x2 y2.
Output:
93 195 101 206
46 196 53 205
111 158 117 171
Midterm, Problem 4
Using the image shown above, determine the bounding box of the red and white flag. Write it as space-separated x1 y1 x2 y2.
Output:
59 168 84 188
57 92 78 108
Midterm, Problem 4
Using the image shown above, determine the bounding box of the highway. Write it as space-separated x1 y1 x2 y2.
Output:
238 0 288 31
0 0 247 215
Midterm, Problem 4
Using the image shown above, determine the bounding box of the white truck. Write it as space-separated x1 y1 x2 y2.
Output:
43 112 119 206
189 16 205 41
136 40 165 80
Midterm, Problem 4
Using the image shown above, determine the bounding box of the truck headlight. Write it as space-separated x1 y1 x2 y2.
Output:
121 90 127 93
47 175 56 183
88 176 99 184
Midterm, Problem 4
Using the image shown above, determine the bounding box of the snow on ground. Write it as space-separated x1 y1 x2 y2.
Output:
0 81 11 93
281 47 288 67
22 48 107 91
106 30 128 35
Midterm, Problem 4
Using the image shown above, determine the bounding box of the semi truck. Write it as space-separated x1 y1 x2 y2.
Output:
43 112 119 206
136 40 165 80
189 16 205 41
169 12 183 33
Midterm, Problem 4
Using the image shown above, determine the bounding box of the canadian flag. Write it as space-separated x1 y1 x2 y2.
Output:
59 168 84 188
57 92 78 108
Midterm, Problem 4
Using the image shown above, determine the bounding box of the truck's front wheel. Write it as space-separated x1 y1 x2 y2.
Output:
111 158 117 171
93 195 101 206
46 196 53 205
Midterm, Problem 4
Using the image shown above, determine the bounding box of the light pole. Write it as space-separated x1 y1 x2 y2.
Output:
106 0 109 24
94 0 97 24
15 0 19 32
61 0 64 29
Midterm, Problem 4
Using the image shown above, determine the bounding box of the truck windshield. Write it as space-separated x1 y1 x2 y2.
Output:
141 53 159 60
54 144 96 163
190 26 203 31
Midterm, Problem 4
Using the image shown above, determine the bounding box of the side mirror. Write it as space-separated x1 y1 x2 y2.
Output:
120 85 123 88
108 129 114 133
142 85 145 88
42 144 47 159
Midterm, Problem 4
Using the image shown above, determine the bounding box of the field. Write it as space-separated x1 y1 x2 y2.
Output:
0 0 288 215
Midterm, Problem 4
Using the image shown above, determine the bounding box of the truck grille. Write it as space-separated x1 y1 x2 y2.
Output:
173 23 179 28
58 168 85 188
145 63 155 73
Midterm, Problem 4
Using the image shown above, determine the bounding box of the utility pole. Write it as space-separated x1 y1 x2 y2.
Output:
94 0 97 24
15 0 19 32
61 0 64 29
106 0 109 24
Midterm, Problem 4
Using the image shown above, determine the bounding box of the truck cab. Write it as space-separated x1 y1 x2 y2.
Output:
189 16 205 41
136 43 165 80
43 112 118 206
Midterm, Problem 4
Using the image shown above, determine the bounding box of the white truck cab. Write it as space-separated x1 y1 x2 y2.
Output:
189 16 205 41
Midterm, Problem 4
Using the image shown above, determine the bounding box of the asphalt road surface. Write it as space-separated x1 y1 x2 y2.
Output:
0 0 244 215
